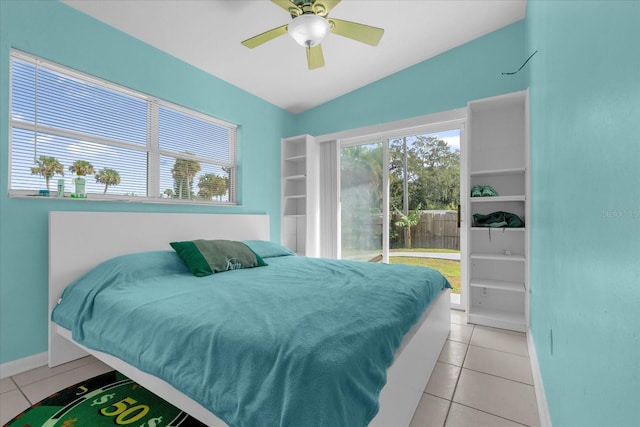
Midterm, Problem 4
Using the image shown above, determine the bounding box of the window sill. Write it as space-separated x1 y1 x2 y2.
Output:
8 192 240 207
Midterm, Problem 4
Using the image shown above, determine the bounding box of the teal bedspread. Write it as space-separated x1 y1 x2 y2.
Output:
52 250 450 427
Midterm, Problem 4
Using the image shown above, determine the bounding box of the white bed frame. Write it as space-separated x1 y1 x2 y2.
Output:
48 211 450 427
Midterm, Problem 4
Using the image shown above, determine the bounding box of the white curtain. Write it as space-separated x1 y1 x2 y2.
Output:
318 140 339 258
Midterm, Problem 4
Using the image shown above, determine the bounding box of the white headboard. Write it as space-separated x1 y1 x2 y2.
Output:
48 211 270 366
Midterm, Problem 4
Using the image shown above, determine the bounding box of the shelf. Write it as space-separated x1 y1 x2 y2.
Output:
284 154 306 163
470 279 525 292
470 167 525 177
470 252 526 262
470 195 525 203
467 91 528 333
282 134 317 258
467 307 526 332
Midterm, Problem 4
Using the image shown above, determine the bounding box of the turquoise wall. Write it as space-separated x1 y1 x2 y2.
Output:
295 20 527 136
527 1 640 426
0 1 295 364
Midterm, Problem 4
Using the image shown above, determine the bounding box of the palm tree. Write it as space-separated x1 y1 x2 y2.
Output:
171 154 201 199
198 173 228 201
163 188 174 198
69 160 95 176
30 155 64 190
394 203 423 249
95 168 121 194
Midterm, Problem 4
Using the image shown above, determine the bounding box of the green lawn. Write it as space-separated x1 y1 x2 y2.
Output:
389 256 460 294
390 248 460 254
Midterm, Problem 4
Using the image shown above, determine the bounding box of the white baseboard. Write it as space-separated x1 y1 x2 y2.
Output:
527 328 552 427
0 352 47 379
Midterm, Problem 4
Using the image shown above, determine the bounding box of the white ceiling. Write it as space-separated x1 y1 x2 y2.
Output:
62 0 526 114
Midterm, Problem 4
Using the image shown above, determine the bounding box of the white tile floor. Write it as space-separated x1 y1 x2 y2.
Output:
410 310 539 427
0 310 539 426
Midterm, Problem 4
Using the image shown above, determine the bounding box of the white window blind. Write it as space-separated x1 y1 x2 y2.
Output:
9 50 237 204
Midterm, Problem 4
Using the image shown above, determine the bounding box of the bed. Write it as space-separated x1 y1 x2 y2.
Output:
48 212 450 427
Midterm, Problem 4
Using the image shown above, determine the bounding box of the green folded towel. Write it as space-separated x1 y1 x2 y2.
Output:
472 211 524 228
471 185 498 197
481 185 498 197
471 185 483 197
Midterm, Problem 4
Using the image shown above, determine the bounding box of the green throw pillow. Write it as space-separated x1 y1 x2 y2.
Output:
170 239 267 277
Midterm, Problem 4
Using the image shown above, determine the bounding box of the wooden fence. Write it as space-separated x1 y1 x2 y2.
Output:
391 210 460 250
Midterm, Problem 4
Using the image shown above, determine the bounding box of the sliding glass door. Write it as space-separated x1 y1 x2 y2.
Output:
339 142 385 262
338 127 465 309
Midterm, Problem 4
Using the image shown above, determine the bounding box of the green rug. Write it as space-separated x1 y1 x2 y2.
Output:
5 371 207 427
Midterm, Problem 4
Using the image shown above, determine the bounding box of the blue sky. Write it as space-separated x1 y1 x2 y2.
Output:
396 129 461 153
436 129 461 151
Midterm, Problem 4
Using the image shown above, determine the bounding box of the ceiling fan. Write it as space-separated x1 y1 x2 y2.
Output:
241 0 384 70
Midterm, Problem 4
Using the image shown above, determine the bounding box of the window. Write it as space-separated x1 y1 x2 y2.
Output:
9 50 237 204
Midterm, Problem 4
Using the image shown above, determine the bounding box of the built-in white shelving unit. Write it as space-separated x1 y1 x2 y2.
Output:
466 90 530 332
281 135 319 257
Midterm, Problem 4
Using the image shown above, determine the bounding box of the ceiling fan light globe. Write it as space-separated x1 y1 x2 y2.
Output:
288 14 330 47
